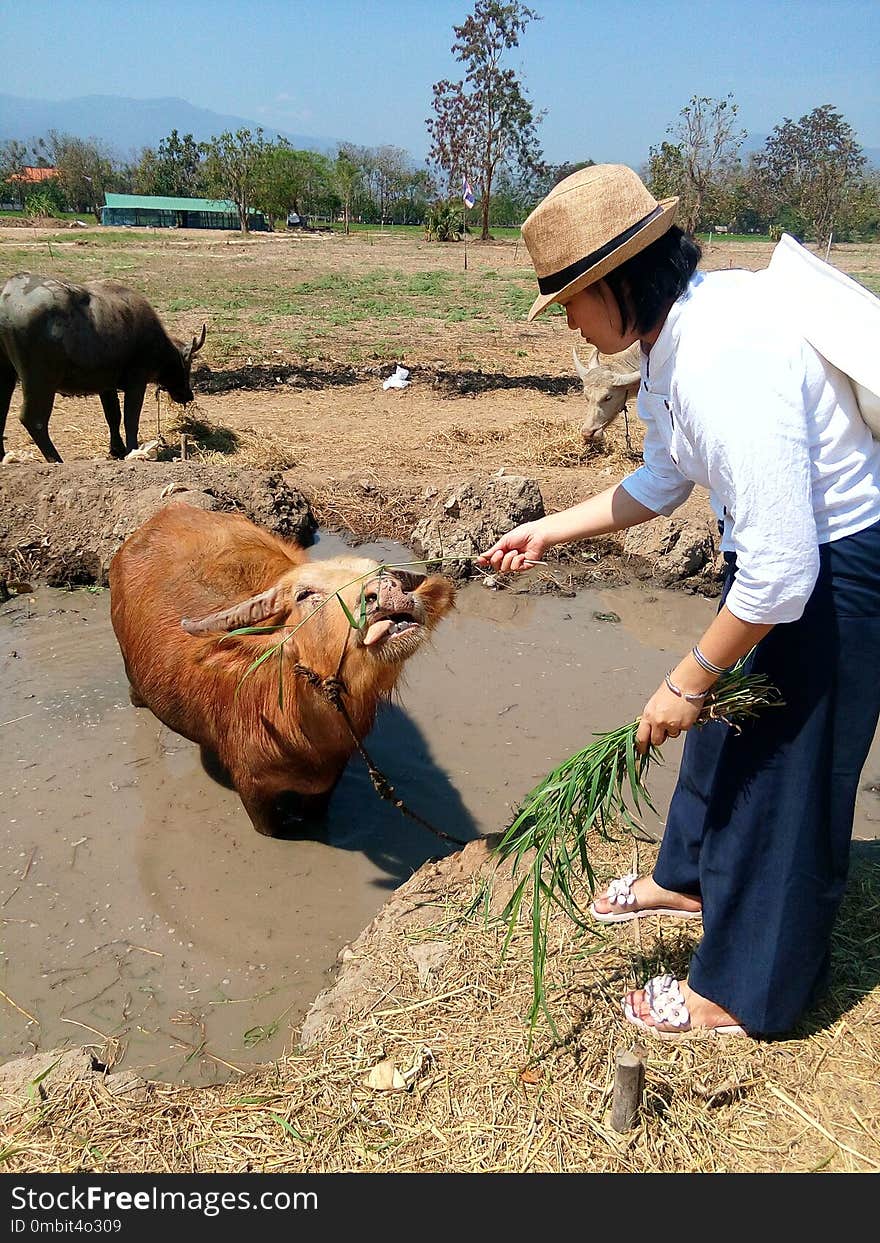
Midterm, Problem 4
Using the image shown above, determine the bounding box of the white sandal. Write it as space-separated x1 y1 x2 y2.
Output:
623 974 747 1039
589 872 703 924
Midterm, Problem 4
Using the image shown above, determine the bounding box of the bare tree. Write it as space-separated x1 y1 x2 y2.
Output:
660 95 746 232
427 0 543 240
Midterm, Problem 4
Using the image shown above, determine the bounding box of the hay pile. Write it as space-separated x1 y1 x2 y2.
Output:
3 835 878 1173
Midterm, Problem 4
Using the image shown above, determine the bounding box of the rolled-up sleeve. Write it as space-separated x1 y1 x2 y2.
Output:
621 408 694 516
678 343 820 624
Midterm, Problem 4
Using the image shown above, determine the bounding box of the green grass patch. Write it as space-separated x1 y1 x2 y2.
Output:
278 267 531 326
697 232 774 243
165 296 204 312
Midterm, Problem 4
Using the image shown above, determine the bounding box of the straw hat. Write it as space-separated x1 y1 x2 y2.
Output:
521 164 679 321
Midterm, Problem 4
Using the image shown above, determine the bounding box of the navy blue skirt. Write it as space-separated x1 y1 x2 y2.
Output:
653 517 880 1034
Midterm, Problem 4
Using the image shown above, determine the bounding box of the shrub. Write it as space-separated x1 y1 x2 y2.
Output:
423 199 463 242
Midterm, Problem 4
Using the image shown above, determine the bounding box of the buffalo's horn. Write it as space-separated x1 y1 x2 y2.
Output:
572 345 599 381
181 585 285 634
190 323 207 357
614 369 642 391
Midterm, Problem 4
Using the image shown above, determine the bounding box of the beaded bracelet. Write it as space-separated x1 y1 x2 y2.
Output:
664 672 709 703
692 644 731 676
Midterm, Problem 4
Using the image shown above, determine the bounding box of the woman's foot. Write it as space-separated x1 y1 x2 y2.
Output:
623 976 747 1037
590 873 702 923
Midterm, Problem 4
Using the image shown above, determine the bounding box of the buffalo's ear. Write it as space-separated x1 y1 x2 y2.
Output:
416 575 456 622
181 583 287 634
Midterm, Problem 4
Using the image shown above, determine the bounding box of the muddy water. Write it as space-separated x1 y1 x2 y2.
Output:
2 539 879 1083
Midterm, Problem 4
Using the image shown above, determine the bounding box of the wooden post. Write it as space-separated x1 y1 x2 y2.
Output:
180 433 189 461
610 1048 645 1132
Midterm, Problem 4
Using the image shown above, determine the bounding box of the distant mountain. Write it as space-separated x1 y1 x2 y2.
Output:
0 93 337 157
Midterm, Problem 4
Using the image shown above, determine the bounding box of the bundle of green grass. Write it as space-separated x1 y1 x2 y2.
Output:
492 662 782 1030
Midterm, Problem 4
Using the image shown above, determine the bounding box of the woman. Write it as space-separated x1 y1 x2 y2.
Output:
480 164 880 1038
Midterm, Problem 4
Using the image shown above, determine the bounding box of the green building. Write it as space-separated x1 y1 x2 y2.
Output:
101 193 268 231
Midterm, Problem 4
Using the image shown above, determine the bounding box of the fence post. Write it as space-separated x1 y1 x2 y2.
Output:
610 1048 645 1132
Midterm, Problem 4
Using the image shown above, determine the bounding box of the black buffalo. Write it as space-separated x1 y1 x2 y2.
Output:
0 273 206 463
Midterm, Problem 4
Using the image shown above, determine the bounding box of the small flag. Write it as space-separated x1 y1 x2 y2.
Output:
462 177 475 210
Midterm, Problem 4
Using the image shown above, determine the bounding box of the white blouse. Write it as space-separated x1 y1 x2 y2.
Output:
621 270 880 624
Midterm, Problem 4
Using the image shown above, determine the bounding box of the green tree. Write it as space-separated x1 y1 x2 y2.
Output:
44 132 117 218
255 143 332 229
136 130 204 197
644 141 687 203
847 173 880 241
751 104 866 247
0 139 29 206
200 128 268 233
394 167 436 225
333 146 362 235
427 0 544 240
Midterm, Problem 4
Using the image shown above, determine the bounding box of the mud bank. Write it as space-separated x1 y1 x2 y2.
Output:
191 360 582 398
0 462 315 589
0 461 723 598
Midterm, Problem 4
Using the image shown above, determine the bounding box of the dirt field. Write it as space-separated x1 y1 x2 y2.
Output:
2 225 879 531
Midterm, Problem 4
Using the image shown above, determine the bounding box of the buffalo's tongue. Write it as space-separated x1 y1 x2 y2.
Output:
363 618 393 646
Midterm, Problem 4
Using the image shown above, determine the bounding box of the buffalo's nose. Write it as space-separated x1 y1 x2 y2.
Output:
366 576 412 613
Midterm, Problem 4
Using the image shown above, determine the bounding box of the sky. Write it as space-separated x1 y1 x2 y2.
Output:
2 0 878 167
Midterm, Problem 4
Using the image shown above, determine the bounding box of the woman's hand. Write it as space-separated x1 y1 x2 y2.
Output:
477 521 551 573
635 678 704 755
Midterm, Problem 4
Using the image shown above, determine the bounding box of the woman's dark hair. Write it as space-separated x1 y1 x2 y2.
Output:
602 226 702 335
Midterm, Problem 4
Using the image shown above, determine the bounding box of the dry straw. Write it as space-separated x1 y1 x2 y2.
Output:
3 831 878 1173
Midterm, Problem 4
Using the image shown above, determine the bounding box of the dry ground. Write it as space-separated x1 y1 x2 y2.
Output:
2 225 879 528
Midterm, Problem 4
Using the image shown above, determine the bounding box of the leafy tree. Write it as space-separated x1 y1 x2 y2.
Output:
136 130 204 197
0 139 29 206
751 104 866 247
254 143 332 229
649 95 745 232
644 141 688 203
427 0 544 240
200 128 268 233
846 173 880 241
333 146 362 234
44 131 117 218
395 167 436 225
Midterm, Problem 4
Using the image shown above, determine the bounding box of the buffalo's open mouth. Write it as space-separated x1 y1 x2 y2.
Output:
362 611 420 647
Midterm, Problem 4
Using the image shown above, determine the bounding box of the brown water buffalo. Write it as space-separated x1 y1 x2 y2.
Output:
109 503 456 836
0 272 206 463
